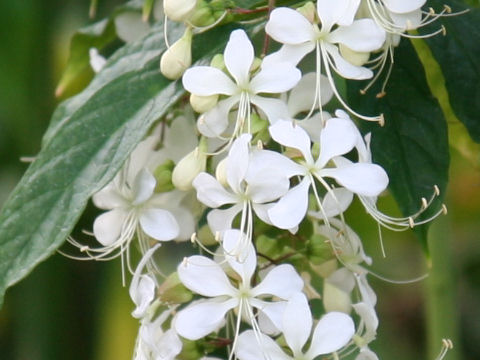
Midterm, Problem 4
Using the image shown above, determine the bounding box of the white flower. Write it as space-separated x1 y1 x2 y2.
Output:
265 1 386 123
174 230 304 342
182 29 301 138
267 116 388 230
89 48 106 73
235 293 355 360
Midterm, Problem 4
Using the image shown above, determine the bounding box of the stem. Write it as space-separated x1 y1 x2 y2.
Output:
425 216 461 359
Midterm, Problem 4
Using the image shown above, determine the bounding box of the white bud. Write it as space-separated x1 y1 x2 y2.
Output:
215 158 228 187
160 28 192 80
339 44 370 66
190 93 218 113
163 0 197 22
172 141 207 191
323 281 352 313
89 48 106 73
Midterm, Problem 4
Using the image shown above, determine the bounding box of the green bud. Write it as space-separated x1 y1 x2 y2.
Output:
339 44 370 66
153 159 175 193
297 2 317 23
190 93 218 113
189 0 216 27
160 27 192 80
210 53 226 71
158 272 193 304
250 57 262 73
250 113 268 134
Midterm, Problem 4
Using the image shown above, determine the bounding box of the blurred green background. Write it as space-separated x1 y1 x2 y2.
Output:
0 1 479 359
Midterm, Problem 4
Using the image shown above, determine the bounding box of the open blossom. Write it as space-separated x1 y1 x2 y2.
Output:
174 230 304 341
182 29 301 138
235 293 355 360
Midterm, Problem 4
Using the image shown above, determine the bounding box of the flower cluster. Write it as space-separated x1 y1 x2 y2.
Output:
74 1 451 359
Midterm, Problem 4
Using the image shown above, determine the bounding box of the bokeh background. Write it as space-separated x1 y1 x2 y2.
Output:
0 1 479 359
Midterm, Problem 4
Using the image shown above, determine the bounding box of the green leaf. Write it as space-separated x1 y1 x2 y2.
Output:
0 20 257 307
420 0 480 142
347 39 449 252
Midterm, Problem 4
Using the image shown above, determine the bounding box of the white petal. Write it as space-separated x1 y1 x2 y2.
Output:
262 43 315 68
268 177 311 230
269 119 313 163
247 172 290 204
356 348 380 360
223 229 257 283
139 208 179 241
193 172 237 208
253 299 286 334
250 63 301 94
236 330 290 360
207 204 243 234
317 0 358 31
154 329 183 359
198 96 239 137
306 312 355 357
352 302 378 341
226 134 251 194
266 7 316 44
288 73 333 116
248 149 304 180
384 0 426 14
298 112 332 142
283 293 312 355
93 208 128 246
323 43 373 80
224 29 254 86
389 10 423 30
178 255 237 297
182 66 237 96
321 188 354 218
92 182 127 209
319 163 389 197
316 117 358 168
328 20 386 52
250 96 290 125
167 206 195 241
174 298 238 340
132 169 156 205
251 264 303 299
131 275 156 318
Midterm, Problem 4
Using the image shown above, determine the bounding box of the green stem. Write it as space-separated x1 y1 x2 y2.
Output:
425 216 461 359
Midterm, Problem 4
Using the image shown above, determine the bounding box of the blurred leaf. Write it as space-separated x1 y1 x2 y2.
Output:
347 39 449 253
0 20 256 308
420 0 480 142
55 18 116 99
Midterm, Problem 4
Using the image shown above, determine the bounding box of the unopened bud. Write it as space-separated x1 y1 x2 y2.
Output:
172 138 207 190
339 44 370 66
163 0 197 22
323 281 352 313
160 28 193 80
189 0 216 27
297 2 317 23
210 54 226 71
158 272 193 304
215 158 228 187
190 93 218 113
153 159 175 193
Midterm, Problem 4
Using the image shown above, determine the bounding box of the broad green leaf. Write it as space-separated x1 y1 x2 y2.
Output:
0 19 256 307
420 0 480 142
347 39 449 252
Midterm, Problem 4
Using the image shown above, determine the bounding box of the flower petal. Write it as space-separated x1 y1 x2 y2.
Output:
266 7 316 44
323 42 373 80
269 119 313 163
321 187 354 218
174 298 238 340
132 169 156 205
251 264 303 299
250 63 301 94
317 0 359 31
182 66 237 96
268 177 311 230
248 149 304 180
198 96 239 137
306 312 355 357
328 20 386 52
93 208 128 246
384 0 426 14
262 43 315 68
316 117 358 168
207 204 243 235
226 134 251 194
139 208 179 241
224 29 254 86
282 293 312 355
250 96 291 125
178 255 237 297
193 172 238 208
223 229 257 283
236 330 290 360
92 182 127 210
319 163 389 197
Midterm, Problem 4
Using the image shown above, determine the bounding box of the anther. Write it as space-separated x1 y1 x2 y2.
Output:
376 91 387 98
379 114 385 127
442 204 448 215
190 232 197 244
256 140 263 150
421 197 428 209
444 5 452 13
360 89 367 95
441 25 447 36
429 7 435 15
408 217 415 228
80 245 89 252
434 185 440 196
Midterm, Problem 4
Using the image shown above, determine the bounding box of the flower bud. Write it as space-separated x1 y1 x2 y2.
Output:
189 0 216 27
190 93 218 113
160 27 193 80
215 158 228 187
163 0 197 22
153 159 175 193
158 272 193 304
210 54 226 70
297 1 317 23
339 44 370 66
172 138 207 191
323 281 352 313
